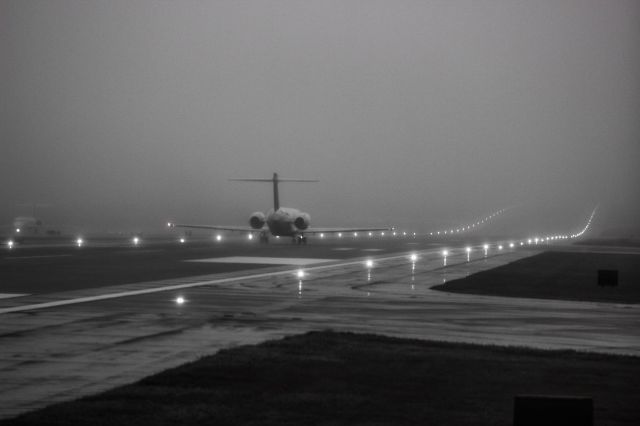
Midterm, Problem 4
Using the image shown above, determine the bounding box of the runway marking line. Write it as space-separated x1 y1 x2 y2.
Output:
0 294 29 299
186 257 335 265
0 250 445 315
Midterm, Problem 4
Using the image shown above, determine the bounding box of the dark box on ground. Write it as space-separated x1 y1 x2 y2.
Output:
598 269 618 287
513 395 593 426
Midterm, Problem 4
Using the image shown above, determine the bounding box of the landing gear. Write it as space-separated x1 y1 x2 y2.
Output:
259 232 269 244
293 235 307 245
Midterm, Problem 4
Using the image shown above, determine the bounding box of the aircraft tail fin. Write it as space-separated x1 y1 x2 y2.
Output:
229 172 318 211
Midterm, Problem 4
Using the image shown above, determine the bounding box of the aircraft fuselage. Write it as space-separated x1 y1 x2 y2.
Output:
265 207 307 237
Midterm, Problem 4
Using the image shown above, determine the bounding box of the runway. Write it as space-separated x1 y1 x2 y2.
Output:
0 236 445 295
1 237 638 419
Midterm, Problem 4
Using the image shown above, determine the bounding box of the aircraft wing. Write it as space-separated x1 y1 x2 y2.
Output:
167 222 260 232
302 226 394 235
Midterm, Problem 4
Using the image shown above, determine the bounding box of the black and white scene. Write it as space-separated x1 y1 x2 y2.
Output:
1 1 639 425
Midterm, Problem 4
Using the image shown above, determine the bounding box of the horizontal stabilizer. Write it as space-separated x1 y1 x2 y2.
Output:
229 178 318 182
230 173 317 211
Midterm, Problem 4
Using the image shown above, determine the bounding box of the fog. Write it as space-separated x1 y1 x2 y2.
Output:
2 1 639 236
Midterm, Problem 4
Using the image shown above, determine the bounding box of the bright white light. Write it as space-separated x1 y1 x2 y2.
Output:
16 228 21 233
216 234 222 242
527 239 532 244
368 232 372 237
179 238 185 244
442 249 448 257
498 245 503 250
393 231 397 236
76 238 84 247
175 296 185 305
509 242 514 248
297 269 305 279
353 232 358 237
409 253 418 262
483 244 489 250
248 234 253 240
320 233 325 238
338 232 342 238
365 259 374 268
167 222 172 227
7 240 14 249
132 237 140 245
381 232 385 236
403 232 407 236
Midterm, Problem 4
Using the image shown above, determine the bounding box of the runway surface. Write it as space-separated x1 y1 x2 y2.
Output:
0 236 444 296
1 237 638 419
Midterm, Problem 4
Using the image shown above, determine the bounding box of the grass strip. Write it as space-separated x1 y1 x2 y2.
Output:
3 331 639 425
434 251 640 303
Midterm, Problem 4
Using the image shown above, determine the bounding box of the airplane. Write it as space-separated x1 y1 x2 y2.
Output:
167 172 392 244
12 216 45 235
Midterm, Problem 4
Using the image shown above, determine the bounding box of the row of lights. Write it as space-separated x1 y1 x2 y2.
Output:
290 246 502 292
5 237 88 249
428 208 508 237
5 236 142 249
189 219 591 246
201 230 415 242
518 207 598 245
570 207 597 239
324 230 417 238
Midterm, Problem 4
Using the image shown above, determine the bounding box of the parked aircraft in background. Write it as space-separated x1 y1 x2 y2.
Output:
168 173 392 244
11 216 62 236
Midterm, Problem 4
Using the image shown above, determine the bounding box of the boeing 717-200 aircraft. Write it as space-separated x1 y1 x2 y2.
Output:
167 173 392 244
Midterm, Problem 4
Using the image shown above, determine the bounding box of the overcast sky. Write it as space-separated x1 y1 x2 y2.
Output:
1 0 639 235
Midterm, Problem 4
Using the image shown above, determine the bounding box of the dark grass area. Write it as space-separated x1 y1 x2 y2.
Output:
3 331 639 426
434 251 640 304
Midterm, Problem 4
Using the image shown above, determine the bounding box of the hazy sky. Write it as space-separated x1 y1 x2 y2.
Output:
2 1 639 235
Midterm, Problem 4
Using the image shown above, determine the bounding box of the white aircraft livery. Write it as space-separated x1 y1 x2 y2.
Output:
168 173 392 244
